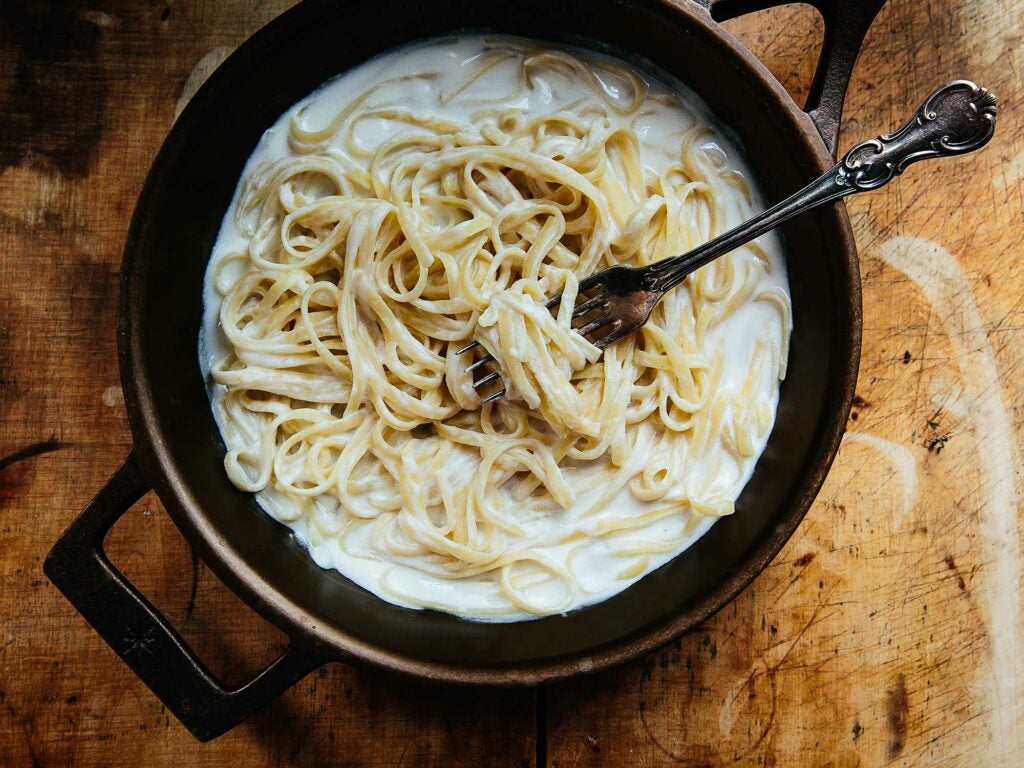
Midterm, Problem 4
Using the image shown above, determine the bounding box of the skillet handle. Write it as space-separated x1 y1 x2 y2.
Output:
696 0 886 157
43 453 324 741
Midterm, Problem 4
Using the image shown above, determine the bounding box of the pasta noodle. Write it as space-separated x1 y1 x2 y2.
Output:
474 273 602 436
200 35 791 619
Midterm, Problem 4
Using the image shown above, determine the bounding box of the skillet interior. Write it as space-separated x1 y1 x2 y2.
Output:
119 0 859 680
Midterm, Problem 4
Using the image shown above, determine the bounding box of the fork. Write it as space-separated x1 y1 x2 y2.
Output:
458 80 997 402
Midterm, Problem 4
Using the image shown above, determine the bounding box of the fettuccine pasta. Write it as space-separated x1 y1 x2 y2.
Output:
200 35 792 619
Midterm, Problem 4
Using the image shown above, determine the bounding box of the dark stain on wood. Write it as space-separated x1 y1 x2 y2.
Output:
902 350 912 364
850 394 870 421
944 554 967 592
795 552 815 567
886 673 909 758
0 438 67 472
0 3 108 178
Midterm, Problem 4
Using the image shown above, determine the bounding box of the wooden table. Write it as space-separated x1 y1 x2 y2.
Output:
2 1 1022 764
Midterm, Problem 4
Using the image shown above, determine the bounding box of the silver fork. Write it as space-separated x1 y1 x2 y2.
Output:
459 80 996 402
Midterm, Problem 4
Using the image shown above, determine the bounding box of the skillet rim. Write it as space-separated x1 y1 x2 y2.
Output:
117 0 861 685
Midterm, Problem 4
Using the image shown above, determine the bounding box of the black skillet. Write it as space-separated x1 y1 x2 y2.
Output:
45 0 885 740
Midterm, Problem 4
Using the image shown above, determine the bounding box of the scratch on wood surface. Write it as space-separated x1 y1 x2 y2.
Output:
841 432 920 523
879 235 1023 762
717 594 832 750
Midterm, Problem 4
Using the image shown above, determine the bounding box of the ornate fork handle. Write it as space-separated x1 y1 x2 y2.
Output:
463 80 997 400
643 80 998 294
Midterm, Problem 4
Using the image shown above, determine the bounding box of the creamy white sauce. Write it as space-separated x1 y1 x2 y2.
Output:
200 34 789 620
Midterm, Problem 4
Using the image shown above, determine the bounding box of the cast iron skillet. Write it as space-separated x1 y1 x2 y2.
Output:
45 0 885 741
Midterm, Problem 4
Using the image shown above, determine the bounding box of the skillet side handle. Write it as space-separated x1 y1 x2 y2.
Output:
696 0 886 157
43 454 324 741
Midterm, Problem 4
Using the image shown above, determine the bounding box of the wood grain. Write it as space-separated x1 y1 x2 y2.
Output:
1 1 1021 765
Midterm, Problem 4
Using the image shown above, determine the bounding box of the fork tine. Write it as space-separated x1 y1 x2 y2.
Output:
472 370 501 389
575 311 616 339
466 354 495 373
594 323 631 350
459 273 617 404
481 388 505 403
571 291 608 319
